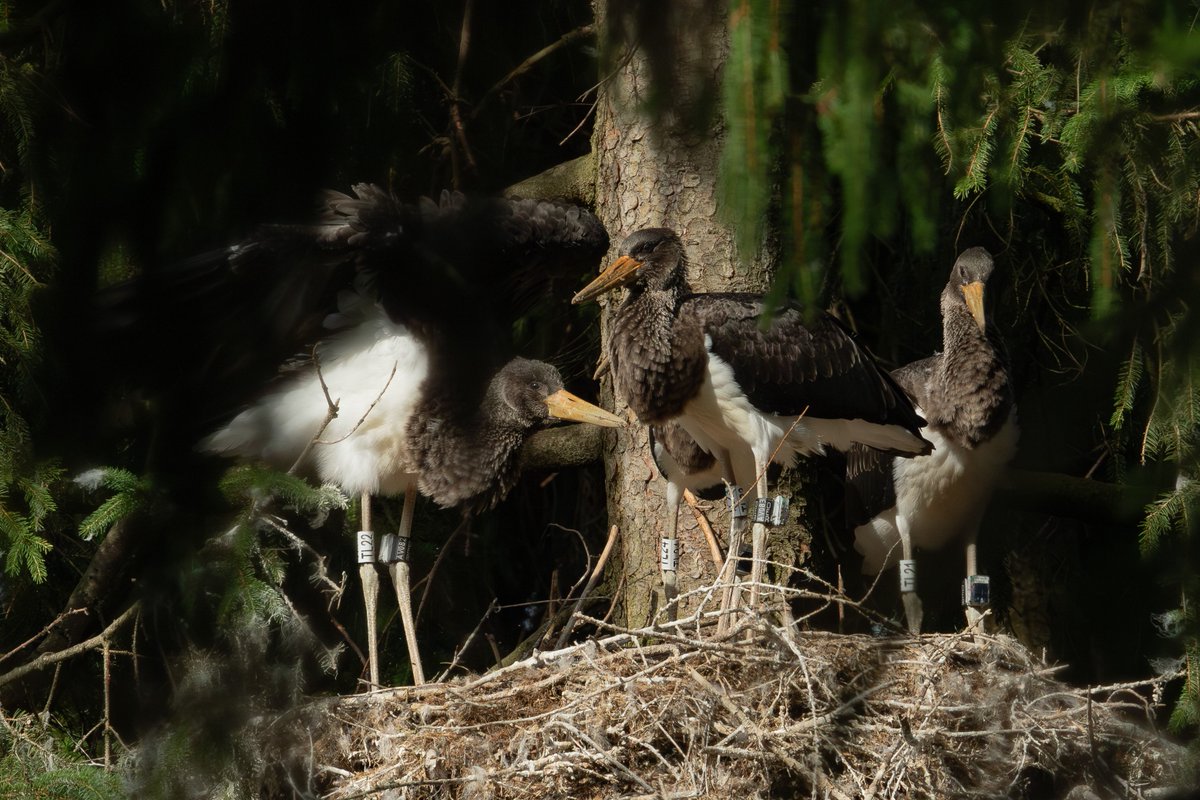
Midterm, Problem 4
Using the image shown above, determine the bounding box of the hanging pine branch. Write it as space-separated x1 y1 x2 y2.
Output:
719 0 786 266
704 0 1200 738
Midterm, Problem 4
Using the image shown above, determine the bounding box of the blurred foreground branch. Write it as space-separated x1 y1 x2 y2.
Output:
505 152 597 206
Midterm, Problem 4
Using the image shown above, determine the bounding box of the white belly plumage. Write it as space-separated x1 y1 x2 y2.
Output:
854 406 1019 574
202 306 430 496
677 339 930 490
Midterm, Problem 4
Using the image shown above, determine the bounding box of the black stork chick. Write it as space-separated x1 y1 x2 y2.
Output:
847 247 1017 634
202 338 619 515
202 319 620 681
573 228 930 605
159 185 622 685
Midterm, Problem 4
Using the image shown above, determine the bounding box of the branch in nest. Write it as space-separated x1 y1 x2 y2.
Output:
504 152 598 206
518 422 606 471
997 468 1159 526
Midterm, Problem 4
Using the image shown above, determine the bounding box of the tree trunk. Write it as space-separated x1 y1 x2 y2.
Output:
590 0 780 627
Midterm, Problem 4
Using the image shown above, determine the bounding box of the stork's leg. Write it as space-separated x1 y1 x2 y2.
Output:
716 451 745 634
661 480 681 621
386 482 426 685
897 514 923 635
716 481 744 635
748 452 771 610
962 530 989 631
358 492 381 688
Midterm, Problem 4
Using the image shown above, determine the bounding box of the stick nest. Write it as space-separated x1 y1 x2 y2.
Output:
288 609 1189 799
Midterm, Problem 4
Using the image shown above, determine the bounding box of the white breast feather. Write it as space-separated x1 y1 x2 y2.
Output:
682 337 927 484
202 305 429 496
854 406 1019 573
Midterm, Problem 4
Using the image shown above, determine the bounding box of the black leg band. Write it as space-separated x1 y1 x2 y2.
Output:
378 533 412 564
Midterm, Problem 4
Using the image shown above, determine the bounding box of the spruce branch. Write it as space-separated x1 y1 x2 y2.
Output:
0 604 138 689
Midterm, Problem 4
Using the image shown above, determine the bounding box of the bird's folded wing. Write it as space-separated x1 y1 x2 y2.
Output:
686 294 923 430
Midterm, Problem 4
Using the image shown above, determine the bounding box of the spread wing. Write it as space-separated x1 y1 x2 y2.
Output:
685 293 926 432
93 187 609 421
91 185 609 443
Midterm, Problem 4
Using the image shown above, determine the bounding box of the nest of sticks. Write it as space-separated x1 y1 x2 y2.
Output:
269 580 1192 800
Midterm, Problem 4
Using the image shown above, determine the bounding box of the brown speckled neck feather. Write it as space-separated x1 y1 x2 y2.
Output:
406 360 561 515
898 247 1013 448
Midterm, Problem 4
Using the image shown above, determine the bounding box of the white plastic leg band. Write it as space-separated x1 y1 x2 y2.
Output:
963 574 991 607
771 495 789 526
899 559 917 593
378 533 412 564
660 537 678 571
356 531 375 565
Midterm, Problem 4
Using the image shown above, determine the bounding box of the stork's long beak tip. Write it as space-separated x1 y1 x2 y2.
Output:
544 389 625 427
572 255 642 305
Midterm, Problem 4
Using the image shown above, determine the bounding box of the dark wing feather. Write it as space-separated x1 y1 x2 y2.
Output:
686 294 925 432
358 189 609 416
843 444 897 527
91 226 358 413
844 356 938 526
889 355 937 411
650 421 717 476
649 422 725 501
94 186 609 424
332 187 606 357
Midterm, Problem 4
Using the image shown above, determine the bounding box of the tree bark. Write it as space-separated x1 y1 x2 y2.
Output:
591 0 779 627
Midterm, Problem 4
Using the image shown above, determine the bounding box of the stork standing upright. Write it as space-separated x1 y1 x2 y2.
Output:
203 335 621 682
107 186 619 685
573 228 930 606
847 247 1017 634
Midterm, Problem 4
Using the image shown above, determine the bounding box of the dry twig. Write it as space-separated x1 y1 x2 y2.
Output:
247 581 1189 800
0 605 138 689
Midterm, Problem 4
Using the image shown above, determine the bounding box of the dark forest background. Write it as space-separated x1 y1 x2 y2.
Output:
0 0 1198 796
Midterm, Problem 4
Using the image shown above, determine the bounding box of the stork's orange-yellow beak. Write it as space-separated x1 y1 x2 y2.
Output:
571 255 644 304
960 281 986 332
543 389 624 427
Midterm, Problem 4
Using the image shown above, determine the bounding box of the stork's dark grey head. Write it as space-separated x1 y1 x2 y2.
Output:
571 227 686 303
621 227 681 259
494 359 564 428
950 247 994 286
492 358 623 430
943 247 995 332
